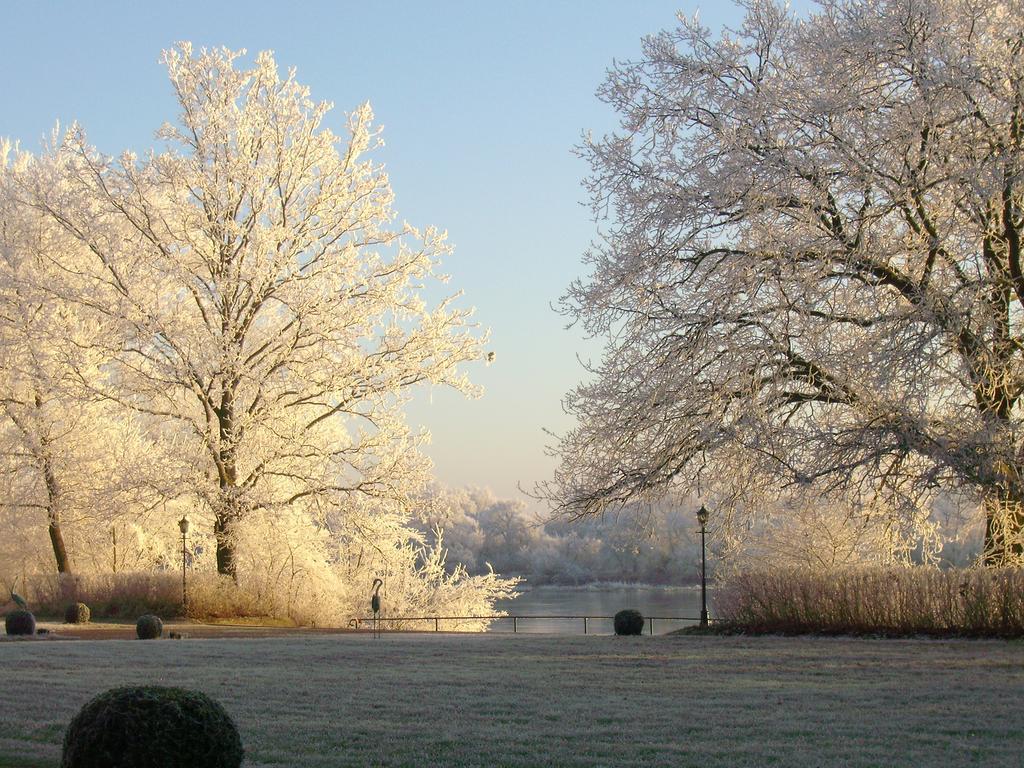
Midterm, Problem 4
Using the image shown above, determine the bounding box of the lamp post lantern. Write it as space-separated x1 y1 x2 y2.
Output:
178 516 190 613
696 504 710 627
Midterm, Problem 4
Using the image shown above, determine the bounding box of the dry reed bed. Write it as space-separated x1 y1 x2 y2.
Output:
717 567 1024 636
28 572 278 622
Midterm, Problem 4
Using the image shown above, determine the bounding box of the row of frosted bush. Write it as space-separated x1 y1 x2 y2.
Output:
715 567 1024 636
23 567 515 630
27 572 276 623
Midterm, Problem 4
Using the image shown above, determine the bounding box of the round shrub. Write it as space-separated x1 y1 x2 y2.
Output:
614 609 644 636
61 685 243 768
5 609 36 636
64 603 91 625
135 614 163 640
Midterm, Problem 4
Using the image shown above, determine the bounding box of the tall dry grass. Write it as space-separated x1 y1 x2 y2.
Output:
23 565 513 629
26 572 275 622
716 567 1024 636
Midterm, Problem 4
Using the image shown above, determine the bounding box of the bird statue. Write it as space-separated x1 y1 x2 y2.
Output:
371 578 383 639
10 589 28 611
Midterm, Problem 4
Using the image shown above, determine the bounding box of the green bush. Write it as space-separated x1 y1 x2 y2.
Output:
135 614 163 640
614 609 644 635
5 609 36 636
64 603 91 625
61 685 243 768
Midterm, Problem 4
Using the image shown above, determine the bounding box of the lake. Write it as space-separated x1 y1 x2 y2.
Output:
491 584 710 635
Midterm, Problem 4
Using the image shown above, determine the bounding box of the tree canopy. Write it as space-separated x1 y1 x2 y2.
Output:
543 0 1024 564
0 41 504 622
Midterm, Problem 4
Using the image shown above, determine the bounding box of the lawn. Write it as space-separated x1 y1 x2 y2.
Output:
1 632 1022 767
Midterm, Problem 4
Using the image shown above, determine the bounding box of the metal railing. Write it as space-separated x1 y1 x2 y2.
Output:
348 614 712 635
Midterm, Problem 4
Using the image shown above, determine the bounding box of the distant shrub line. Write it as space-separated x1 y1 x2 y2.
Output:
716 567 1024 637
21 565 1024 638
26 572 275 622
21 570 508 630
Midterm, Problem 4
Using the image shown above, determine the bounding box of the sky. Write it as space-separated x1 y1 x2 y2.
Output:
0 1 814 504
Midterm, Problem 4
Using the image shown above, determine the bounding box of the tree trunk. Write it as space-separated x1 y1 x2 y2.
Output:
42 453 72 575
214 512 236 579
977 394 1022 566
982 489 1024 566
214 386 239 580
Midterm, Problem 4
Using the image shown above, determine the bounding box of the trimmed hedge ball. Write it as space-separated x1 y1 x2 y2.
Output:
64 603 91 625
135 614 163 640
5 609 36 636
614 609 644 636
61 686 244 768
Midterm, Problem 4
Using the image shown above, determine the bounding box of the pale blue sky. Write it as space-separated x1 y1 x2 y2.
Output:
0 1 812 502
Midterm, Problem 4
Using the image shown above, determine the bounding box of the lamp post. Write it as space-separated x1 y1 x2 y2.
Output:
178 516 190 613
697 504 710 627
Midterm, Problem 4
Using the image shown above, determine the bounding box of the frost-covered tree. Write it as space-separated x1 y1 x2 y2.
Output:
217 494 517 629
420 484 701 585
0 141 168 578
544 0 1024 564
0 151 74 573
21 44 483 578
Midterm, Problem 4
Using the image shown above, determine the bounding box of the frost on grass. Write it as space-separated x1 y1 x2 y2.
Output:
1 634 1023 767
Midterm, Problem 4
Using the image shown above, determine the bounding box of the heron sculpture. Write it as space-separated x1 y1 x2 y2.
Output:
371 578 383 639
9 581 27 611
10 589 27 614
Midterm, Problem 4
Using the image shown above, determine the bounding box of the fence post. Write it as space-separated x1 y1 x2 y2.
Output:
649 617 654 635
435 617 439 632
513 617 518 633
584 617 588 635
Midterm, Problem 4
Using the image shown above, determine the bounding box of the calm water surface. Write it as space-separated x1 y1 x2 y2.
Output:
491 585 709 635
